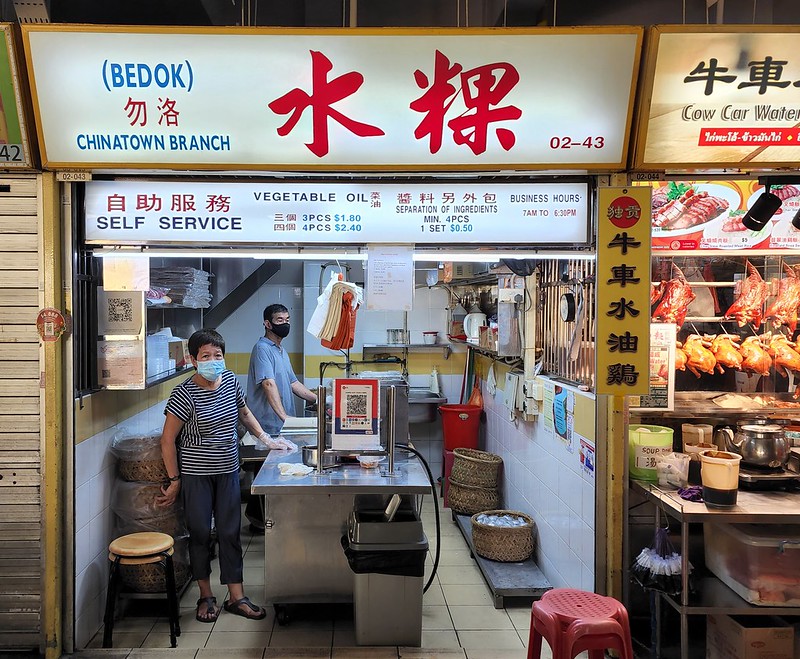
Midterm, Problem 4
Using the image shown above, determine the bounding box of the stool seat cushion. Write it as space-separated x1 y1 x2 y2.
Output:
108 546 174 566
109 532 174 557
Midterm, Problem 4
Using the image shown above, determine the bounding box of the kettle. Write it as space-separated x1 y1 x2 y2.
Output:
714 423 789 469
463 312 487 341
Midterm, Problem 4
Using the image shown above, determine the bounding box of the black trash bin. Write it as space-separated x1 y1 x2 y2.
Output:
343 509 428 646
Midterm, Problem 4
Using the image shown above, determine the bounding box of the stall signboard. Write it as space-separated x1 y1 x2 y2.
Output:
21 25 641 171
596 187 651 396
0 24 33 168
641 179 800 251
83 180 589 245
636 26 800 170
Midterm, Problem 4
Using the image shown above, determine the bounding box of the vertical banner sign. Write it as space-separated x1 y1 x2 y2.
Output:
596 187 651 395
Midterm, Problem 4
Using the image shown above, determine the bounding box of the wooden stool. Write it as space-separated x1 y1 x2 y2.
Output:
527 588 633 659
102 532 181 648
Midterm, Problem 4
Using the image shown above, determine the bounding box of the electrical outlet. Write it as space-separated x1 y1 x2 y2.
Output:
524 379 544 401
498 288 524 303
523 398 539 415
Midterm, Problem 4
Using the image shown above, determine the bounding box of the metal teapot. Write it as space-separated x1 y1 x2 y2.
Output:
714 422 789 469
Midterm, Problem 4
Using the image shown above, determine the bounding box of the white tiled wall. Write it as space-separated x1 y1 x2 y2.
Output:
217 261 305 356
482 380 596 591
73 402 168 649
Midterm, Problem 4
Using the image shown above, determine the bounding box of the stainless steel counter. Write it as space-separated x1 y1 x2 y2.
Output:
250 446 433 615
631 480 800 523
251 447 431 495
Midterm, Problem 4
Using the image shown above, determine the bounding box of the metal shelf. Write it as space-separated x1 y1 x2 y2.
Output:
660 577 800 616
362 343 452 359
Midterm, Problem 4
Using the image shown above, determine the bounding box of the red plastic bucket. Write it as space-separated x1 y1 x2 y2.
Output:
439 404 481 451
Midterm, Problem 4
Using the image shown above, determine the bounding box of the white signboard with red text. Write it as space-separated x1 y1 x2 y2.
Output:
21 26 641 170
636 26 800 169
83 180 589 245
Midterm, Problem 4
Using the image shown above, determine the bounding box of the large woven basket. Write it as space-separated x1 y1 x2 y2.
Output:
471 510 534 562
119 538 191 593
448 477 499 516
118 458 168 484
119 559 191 593
451 448 503 488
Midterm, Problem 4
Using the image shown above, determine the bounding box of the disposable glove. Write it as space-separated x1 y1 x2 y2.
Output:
257 432 297 451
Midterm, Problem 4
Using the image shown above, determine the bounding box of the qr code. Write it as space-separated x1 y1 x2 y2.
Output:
345 393 368 417
108 297 133 323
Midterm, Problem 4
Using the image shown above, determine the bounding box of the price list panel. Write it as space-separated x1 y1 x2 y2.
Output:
85 180 590 245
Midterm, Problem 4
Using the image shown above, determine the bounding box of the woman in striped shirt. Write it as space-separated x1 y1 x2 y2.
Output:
156 329 293 623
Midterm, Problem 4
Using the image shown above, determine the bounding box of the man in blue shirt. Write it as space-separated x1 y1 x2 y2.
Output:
245 303 318 532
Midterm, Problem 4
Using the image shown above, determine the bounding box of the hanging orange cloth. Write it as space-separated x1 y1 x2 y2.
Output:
321 289 360 350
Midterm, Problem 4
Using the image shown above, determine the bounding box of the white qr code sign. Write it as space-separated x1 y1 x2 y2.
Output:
98 288 143 335
331 378 380 451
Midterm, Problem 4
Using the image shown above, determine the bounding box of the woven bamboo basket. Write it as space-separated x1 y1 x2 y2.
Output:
119 538 191 593
470 510 534 562
447 477 499 516
119 559 191 593
451 448 503 488
118 457 168 484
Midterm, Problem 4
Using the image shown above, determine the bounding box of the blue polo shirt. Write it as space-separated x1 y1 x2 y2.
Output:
247 336 298 436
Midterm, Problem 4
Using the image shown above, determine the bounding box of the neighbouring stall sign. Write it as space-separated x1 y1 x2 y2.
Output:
596 187 651 396
83 180 589 245
642 179 800 251
21 26 641 170
0 24 33 167
637 26 800 169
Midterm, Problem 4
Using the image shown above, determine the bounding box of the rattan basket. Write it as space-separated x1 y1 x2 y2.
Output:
451 448 503 488
447 477 499 516
470 510 534 562
119 559 191 593
118 458 168 483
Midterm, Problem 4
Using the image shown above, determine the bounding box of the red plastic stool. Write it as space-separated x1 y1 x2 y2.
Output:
527 588 633 659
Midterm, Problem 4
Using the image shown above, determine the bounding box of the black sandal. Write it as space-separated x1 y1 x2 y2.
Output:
195 596 219 623
223 596 267 620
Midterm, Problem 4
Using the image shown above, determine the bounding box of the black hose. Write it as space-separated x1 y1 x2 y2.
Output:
396 443 440 594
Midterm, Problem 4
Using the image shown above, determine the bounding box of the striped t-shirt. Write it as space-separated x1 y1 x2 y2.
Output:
164 370 245 476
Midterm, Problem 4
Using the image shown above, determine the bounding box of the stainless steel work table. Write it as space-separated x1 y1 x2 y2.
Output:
251 446 431 622
630 480 800 659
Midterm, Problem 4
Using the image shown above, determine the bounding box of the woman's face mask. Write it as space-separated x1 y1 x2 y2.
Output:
196 359 225 381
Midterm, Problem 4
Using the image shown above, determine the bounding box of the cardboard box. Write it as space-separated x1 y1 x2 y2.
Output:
168 338 190 368
706 615 794 659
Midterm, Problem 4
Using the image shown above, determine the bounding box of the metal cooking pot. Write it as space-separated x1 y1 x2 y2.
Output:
715 423 789 468
301 446 339 468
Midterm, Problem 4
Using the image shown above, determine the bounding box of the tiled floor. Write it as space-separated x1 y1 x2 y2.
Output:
78 496 560 659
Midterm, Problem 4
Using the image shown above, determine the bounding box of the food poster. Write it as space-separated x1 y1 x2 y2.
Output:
642 179 800 251
629 323 676 411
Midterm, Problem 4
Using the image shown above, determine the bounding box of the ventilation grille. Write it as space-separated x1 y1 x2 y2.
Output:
537 258 595 389
12 0 49 23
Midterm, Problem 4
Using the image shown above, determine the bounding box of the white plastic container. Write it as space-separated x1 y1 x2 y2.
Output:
704 522 800 606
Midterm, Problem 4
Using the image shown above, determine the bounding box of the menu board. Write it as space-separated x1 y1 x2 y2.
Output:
84 180 589 245
642 179 800 251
